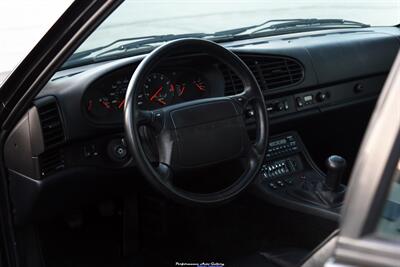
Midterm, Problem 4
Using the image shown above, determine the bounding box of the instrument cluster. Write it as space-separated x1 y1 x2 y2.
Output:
82 68 210 124
139 70 208 109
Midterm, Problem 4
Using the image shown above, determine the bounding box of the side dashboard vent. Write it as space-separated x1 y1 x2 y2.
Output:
36 98 65 149
39 149 65 177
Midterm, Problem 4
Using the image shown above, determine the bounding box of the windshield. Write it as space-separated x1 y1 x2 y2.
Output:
0 0 73 84
68 0 399 67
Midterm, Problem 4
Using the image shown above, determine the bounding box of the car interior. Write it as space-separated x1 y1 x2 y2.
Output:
2 16 400 267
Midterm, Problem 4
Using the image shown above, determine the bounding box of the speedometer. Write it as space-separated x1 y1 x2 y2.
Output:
143 73 174 109
174 72 208 101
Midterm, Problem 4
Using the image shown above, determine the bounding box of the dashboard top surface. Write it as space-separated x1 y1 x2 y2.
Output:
37 27 400 140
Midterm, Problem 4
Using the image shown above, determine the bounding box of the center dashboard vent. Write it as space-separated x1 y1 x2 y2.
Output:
219 64 245 96
36 97 66 178
220 55 304 95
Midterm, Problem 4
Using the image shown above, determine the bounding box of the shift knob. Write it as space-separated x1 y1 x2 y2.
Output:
325 155 346 191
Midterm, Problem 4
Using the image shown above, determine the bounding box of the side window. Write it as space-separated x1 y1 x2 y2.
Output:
376 159 400 239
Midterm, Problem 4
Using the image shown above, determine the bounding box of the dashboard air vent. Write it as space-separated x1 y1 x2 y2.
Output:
243 55 304 90
220 55 304 95
36 98 65 149
39 149 65 177
219 64 244 95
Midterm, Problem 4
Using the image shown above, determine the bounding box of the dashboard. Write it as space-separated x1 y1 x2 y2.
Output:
4 26 400 225
5 26 400 178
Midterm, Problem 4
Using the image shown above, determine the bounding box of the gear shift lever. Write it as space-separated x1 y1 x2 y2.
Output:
325 155 346 192
287 154 347 208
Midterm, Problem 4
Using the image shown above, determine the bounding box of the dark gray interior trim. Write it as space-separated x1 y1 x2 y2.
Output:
302 230 339 267
339 51 400 238
335 236 400 267
331 51 400 265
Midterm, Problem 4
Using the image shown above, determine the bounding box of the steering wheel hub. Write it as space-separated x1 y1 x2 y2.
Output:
166 99 248 169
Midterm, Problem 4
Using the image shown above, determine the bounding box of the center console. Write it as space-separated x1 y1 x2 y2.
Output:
253 131 346 221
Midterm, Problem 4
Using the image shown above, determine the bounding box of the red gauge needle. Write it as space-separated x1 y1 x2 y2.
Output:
87 100 93 111
101 100 111 109
150 86 163 101
118 99 125 109
157 99 167 105
194 82 206 91
178 85 185 96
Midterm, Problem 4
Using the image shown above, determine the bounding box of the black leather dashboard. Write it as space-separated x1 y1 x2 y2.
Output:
38 27 399 140
3 26 400 224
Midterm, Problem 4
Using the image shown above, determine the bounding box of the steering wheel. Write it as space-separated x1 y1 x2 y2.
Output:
124 38 268 205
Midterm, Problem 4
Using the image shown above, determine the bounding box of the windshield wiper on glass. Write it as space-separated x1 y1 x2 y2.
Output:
212 18 369 37
249 18 369 35
63 18 370 69
212 19 313 36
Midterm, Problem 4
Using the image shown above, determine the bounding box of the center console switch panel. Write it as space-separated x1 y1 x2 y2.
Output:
253 131 342 221
266 134 300 159
261 156 302 180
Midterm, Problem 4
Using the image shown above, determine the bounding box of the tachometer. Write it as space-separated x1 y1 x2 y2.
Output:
143 73 174 109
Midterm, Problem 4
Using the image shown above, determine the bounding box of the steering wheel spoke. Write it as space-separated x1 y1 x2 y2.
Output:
135 109 165 133
155 162 174 185
240 144 264 170
136 109 153 125
228 85 261 114
228 93 249 109
250 144 264 162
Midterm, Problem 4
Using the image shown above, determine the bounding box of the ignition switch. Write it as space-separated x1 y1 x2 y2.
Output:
107 138 128 162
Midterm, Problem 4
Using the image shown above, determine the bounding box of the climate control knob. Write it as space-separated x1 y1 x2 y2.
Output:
276 102 285 111
316 92 328 102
